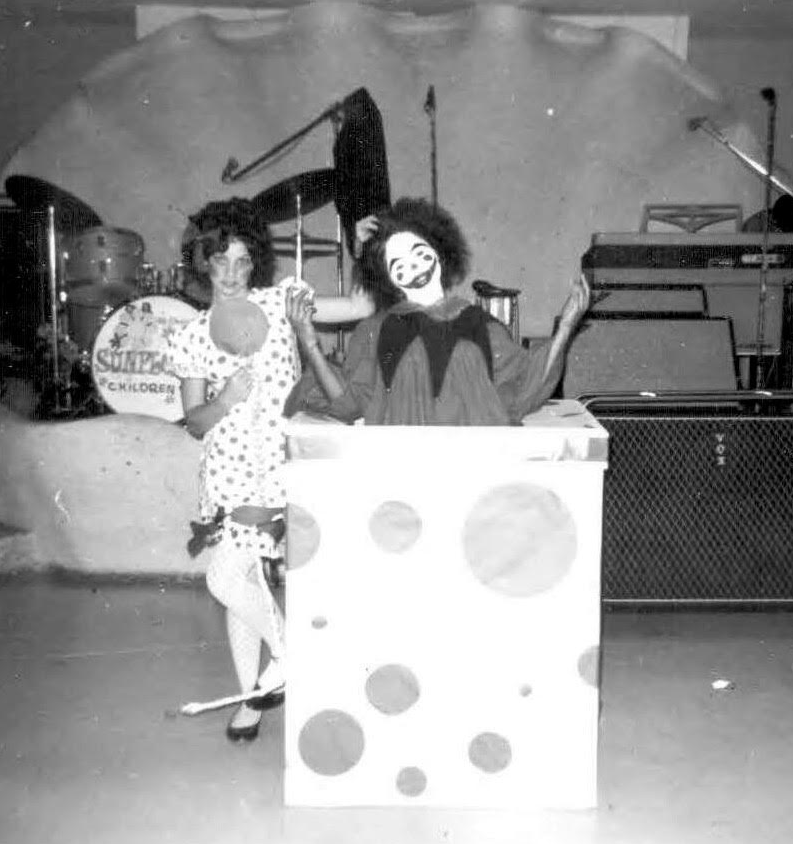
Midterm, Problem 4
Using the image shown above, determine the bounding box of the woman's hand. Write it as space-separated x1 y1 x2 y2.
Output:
353 214 380 258
558 273 591 332
285 285 320 348
217 366 253 409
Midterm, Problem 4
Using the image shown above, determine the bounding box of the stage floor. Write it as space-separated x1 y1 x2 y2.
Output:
2 576 792 844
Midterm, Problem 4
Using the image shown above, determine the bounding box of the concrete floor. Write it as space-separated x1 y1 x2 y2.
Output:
2 573 793 844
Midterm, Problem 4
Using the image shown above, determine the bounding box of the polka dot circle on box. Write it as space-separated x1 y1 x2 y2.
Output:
286 503 321 569
396 766 427 797
463 483 577 596
298 709 365 776
577 645 600 687
365 664 421 715
468 731 512 773
369 500 422 553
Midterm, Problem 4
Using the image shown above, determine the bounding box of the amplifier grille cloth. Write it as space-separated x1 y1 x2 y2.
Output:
598 415 793 602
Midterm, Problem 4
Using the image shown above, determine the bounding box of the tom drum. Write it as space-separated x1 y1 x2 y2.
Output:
64 226 144 306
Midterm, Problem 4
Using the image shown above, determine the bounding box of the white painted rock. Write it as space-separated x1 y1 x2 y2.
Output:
0 411 201 574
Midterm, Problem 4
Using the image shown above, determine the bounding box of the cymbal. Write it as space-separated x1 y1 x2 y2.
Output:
4 175 102 231
252 169 336 224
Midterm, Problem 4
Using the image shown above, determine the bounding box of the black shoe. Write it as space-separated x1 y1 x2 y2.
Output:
247 683 285 712
225 708 261 743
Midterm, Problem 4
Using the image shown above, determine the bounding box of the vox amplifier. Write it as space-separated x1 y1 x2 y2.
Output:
591 394 793 603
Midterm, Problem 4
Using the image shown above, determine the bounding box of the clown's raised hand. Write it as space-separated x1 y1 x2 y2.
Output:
353 214 380 258
541 274 591 381
558 273 591 331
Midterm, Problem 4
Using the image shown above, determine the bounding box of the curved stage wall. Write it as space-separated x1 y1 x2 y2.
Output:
1 3 763 338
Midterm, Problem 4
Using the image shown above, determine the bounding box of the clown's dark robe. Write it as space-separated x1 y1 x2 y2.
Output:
285 297 563 426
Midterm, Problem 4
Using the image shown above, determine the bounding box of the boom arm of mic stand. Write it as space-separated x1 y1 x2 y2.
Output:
690 117 793 196
221 100 344 184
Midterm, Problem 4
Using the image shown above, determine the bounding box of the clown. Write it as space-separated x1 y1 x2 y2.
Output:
285 197 589 425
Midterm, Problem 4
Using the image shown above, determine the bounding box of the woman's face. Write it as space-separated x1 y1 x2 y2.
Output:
209 238 254 302
384 231 443 307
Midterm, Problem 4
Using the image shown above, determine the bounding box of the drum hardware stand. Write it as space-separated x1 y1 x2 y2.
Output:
330 107 346 360
755 87 778 389
38 223 114 420
424 85 438 206
289 188 341 363
472 279 521 343
42 205 77 416
45 205 62 412
294 192 304 283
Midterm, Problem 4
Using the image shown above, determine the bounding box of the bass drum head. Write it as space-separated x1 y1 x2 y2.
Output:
91 295 198 421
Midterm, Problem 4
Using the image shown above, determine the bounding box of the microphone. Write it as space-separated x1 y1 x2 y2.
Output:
424 85 436 115
761 87 777 106
687 116 706 132
221 157 239 184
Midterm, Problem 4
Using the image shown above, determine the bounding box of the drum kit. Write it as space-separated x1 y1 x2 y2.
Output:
2 169 346 421
3 176 203 420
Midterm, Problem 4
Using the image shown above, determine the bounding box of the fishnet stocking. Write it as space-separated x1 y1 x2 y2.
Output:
205 524 285 697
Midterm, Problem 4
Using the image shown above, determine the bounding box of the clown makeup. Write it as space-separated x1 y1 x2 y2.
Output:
209 238 254 302
384 231 444 307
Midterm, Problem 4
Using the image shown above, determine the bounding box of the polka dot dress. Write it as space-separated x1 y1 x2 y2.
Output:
170 282 301 522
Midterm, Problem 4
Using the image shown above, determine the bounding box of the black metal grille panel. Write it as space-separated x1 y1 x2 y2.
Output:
597 415 793 601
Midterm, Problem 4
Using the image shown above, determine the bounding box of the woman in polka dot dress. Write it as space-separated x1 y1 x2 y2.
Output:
171 199 373 742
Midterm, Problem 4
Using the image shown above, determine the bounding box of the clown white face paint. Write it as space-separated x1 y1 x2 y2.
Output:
385 231 443 307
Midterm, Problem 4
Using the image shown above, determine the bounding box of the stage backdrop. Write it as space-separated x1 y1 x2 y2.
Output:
1 1 763 337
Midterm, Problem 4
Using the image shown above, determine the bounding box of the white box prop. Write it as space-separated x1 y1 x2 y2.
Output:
284 400 608 809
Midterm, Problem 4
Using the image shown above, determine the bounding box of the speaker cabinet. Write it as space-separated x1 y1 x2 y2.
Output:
562 316 738 397
590 283 707 315
583 232 793 354
594 403 793 603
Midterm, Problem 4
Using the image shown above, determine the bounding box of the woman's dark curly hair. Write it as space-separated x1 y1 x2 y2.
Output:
354 197 471 311
182 197 276 289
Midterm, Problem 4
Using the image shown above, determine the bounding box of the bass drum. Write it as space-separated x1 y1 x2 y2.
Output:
91 295 198 421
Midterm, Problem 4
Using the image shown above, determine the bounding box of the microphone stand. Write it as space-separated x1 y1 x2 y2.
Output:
221 101 344 184
424 85 438 205
755 87 777 388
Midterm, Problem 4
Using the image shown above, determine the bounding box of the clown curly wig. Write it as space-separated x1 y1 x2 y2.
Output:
183 197 276 289
354 197 471 311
